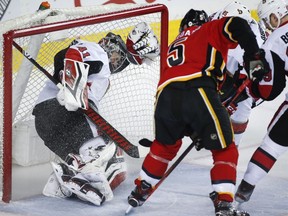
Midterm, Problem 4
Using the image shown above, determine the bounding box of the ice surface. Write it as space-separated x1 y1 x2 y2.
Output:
0 156 288 216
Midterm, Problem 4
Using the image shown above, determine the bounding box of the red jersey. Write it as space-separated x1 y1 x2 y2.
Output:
158 17 239 92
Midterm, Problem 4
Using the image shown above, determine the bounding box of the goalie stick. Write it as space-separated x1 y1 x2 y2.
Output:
12 40 141 158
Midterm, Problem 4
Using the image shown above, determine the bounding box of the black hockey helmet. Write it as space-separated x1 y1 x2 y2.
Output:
99 32 130 74
179 9 209 32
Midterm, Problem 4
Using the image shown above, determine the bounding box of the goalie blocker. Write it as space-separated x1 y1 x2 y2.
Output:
57 59 90 111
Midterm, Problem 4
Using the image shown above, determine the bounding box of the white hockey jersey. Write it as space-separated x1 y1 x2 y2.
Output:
36 39 111 110
253 22 288 101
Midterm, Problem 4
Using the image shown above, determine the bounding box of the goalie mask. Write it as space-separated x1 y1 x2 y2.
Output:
179 9 209 33
99 32 130 74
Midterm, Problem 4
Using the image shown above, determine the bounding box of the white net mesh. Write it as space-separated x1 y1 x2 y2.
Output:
0 3 167 201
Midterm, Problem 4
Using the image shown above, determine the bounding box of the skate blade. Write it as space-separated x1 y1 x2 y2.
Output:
125 205 133 215
234 201 242 209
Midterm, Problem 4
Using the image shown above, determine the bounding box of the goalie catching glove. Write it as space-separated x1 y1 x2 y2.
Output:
126 22 160 65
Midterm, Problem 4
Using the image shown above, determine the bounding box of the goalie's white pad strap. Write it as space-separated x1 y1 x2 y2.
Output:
57 58 90 111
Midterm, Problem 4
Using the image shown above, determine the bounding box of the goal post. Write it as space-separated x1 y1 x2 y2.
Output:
0 3 168 203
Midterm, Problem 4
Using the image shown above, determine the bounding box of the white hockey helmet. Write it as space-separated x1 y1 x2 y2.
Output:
257 0 288 30
219 1 253 23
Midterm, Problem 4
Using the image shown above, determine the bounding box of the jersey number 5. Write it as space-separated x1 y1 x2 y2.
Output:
167 37 187 67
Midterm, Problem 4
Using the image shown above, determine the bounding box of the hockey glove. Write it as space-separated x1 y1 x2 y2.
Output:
56 59 90 111
126 22 160 65
243 49 270 82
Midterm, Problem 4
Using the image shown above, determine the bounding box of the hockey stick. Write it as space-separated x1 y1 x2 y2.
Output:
126 138 196 214
222 79 251 116
12 40 141 158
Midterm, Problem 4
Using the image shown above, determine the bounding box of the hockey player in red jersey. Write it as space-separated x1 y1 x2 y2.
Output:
33 22 159 206
127 8 270 216
235 0 288 206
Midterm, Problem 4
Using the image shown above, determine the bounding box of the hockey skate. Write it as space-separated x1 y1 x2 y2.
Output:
127 179 154 207
210 191 250 216
235 180 255 203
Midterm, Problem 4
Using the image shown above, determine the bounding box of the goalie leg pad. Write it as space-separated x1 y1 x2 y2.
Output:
106 148 127 191
79 136 115 163
66 136 128 202
51 161 106 205
78 139 118 201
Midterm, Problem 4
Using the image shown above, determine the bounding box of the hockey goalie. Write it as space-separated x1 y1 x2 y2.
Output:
32 22 160 206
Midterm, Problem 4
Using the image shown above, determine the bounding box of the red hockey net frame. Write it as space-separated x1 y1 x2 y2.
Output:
1 4 168 203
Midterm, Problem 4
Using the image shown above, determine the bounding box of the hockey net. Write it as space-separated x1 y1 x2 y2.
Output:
0 3 168 202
